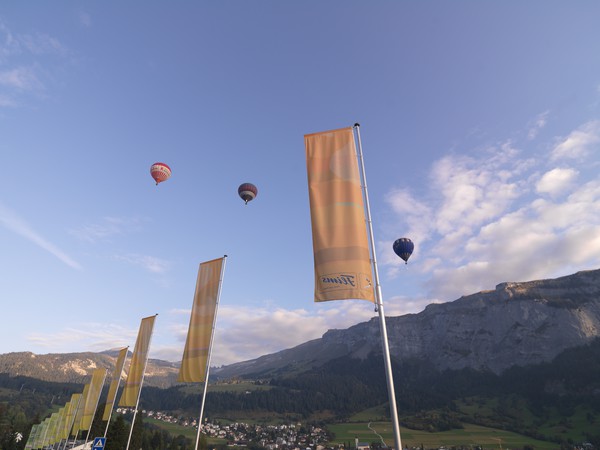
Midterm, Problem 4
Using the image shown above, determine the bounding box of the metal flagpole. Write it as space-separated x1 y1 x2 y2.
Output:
193 255 228 450
104 347 130 439
125 314 159 450
353 123 403 450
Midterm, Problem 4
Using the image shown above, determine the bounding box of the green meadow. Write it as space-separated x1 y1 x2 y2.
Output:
327 422 557 450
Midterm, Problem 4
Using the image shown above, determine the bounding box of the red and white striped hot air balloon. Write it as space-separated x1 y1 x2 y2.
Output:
150 162 171 185
238 183 258 205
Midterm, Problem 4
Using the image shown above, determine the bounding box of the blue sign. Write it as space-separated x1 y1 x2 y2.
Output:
92 437 106 449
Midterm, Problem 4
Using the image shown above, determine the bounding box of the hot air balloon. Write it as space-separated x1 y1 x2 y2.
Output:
238 183 258 205
393 238 414 264
150 162 171 185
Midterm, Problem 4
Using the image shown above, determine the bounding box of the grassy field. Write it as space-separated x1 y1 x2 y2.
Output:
455 396 600 444
145 417 227 445
178 380 272 395
327 421 558 449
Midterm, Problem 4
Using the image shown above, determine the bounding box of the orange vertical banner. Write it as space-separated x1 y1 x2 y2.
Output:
178 257 224 383
305 127 374 302
119 315 157 407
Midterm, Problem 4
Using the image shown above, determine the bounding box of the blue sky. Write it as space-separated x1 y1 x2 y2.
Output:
1 2 600 366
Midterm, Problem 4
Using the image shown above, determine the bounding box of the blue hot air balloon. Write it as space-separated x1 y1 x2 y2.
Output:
393 238 414 264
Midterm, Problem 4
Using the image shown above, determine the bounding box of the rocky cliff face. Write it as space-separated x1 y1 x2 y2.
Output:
213 269 600 378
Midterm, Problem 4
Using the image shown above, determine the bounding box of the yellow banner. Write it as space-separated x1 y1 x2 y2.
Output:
72 384 89 437
103 346 128 420
36 419 49 448
178 257 224 383
57 402 70 441
119 315 157 407
46 412 59 447
80 368 107 431
65 393 82 439
305 127 374 302
25 423 38 449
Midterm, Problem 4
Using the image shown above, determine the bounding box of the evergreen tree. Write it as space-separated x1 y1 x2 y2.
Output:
129 412 144 450
105 415 128 450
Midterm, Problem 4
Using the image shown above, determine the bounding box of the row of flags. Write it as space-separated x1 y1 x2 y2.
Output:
24 257 225 450
24 125 402 450
24 369 103 449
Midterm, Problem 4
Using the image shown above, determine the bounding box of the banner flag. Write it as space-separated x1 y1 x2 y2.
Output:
55 406 67 443
178 257 224 383
119 315 157 407
36 418 50 449
24 423 38 450
35 418 50 449
65 393 82 439
80 368 107 431
305 127 375 302
57 402 71 441
72 384 89 437
102 346 128 420
46 412 59 447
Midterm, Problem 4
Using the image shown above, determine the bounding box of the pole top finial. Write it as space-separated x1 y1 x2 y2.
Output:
353 123 360 128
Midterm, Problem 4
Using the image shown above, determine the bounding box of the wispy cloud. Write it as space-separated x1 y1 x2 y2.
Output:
0 202 81 269
0 67 42 90
0 21 67 59
527 110 549 140
0 20 68 106
27 323 134 353
383 118 600 301
114 253 171 274
70 216 144 243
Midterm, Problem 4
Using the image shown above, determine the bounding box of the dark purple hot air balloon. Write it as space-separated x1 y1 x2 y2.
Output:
393 238 414 264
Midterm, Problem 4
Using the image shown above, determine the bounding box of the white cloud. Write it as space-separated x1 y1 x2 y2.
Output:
551 120 600 161
536 167 578 196
156 301 398 365
0 202 81 270
383 120 600 302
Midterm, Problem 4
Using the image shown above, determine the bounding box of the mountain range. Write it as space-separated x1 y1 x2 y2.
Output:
2 268 600 385
212 268 600 379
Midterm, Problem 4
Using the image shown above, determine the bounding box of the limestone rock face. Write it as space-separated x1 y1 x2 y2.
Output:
214 269 600 378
